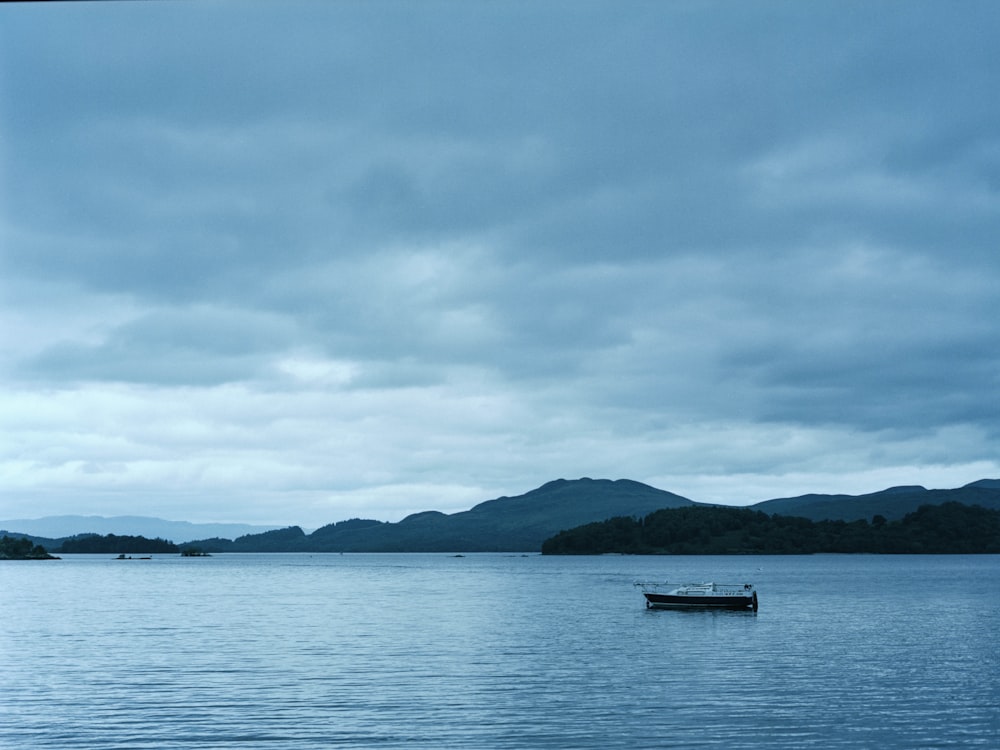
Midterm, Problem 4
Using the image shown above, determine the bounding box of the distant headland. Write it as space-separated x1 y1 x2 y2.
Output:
540 501 1000 554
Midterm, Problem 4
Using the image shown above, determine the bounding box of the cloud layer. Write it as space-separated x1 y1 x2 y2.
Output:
2 2 998 525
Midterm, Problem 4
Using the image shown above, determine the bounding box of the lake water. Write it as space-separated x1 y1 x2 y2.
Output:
2 553 998 749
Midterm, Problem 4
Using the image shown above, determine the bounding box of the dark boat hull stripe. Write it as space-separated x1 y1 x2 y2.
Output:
643 593 756 610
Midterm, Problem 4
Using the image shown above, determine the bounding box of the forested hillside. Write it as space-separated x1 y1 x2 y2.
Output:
0 535 58 560
541 502 1000 555
58 534 180 554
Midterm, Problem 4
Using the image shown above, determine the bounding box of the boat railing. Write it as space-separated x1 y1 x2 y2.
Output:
634 581 754 594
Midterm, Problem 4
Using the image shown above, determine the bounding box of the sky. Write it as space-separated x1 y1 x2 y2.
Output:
1 1 999 528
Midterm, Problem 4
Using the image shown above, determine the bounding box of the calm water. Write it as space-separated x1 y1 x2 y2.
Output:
2 553 998 749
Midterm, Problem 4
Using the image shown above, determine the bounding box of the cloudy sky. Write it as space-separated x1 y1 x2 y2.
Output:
2 1 998 527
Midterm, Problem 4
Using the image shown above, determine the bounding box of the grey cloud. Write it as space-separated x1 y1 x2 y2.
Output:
20 306 299 386
2 1 999 522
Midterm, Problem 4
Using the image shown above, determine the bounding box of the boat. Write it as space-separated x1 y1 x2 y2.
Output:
636 581 758 611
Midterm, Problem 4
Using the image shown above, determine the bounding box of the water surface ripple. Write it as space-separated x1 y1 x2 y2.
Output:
2 554 998 748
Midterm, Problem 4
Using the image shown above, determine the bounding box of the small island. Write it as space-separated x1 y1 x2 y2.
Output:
58 533 180 554
0 535 59 560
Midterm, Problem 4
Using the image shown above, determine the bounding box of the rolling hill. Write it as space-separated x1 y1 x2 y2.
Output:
5 478 998 553
193 478 695 552
748 480 1000 521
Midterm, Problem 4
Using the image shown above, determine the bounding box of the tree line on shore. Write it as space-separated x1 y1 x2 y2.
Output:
5 501 999 557
57 534 179 554
540 502 1000 554
0 535 59 560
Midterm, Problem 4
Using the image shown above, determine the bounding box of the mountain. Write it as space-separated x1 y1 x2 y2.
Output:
7 478 999 553
0 515 283 543
748 480 1000 521
193 478 696 552
965 478 1000 489
334 477 696 551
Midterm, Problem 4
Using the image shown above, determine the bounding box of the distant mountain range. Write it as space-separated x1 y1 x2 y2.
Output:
4 477 999 552
750 478 1000 521
0 515 282 544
